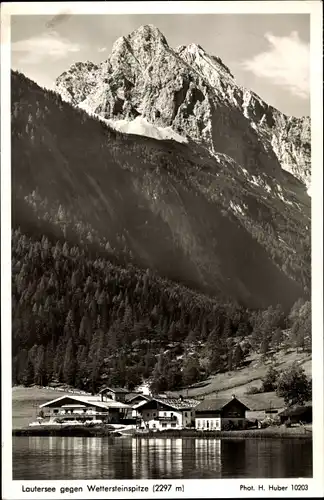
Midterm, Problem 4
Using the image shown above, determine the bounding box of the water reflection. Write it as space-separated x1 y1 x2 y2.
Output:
194 439 221 477
12 436 312 480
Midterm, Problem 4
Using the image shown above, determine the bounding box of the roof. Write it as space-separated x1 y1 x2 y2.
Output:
239 393 286 411
154 397 201 410
195 396 250 412
126 393 151 404
98 387 130 394
39 395 131 410
125 392 139 402
132 399 151 410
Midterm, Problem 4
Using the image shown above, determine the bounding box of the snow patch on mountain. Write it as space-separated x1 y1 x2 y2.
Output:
93 113 188 144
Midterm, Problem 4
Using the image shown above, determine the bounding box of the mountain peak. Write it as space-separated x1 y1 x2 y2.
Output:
176 43 234 79
110 24 169 68
128 24 169 45
185 43 205 53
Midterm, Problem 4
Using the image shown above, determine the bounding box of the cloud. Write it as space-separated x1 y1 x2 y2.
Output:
98 47 107 53
45 13 71 30
11 30 81 65
241 31 309 99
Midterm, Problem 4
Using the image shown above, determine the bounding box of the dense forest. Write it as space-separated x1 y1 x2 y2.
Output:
12 228 311 394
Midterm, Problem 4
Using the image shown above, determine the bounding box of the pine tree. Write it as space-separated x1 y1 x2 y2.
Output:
262 366 279 392
22 360 35 386
182 356 201 386
272 328 283 351
233 344 244 369
34 345 47 386
63 338 77 386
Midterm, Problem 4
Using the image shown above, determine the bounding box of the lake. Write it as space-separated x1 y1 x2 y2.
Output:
12 436 312 479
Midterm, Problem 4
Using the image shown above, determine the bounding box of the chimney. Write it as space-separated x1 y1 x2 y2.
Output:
232 394 236 399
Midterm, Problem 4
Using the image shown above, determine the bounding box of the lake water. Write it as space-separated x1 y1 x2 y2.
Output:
12 436 312 479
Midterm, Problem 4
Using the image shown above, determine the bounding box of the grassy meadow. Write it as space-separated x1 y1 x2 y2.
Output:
171 348 311 398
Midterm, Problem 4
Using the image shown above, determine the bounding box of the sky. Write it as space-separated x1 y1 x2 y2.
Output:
11 13 310 117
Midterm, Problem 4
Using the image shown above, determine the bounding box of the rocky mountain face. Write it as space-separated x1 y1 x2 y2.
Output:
11 68 310 311
55 24 311 190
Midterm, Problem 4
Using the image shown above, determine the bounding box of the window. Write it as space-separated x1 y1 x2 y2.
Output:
184 412 188 417
227 412 239 418
53 409 58 414
153 413 156 417
210 421 213 429
171 423 176 427
162 423 167 428
164 412 167 416
197 421 200 428
153 424 156 429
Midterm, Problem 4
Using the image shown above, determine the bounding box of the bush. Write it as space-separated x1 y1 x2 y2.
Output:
285 418 292 428
262 366 279 392
245 385 262 395
276 363 312 406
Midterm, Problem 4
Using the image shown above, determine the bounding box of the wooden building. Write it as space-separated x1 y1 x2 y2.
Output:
39 395 130 424
98 387 130 403
241 393 285 422
194 396 250 430
278 405 312 425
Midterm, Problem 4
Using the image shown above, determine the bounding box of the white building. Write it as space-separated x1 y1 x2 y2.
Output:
137 397 200 430
194 396 250 431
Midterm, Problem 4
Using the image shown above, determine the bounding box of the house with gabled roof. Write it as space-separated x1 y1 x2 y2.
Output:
194 395 250 430
38 394 131 425
136 396 200 430
239 393 286 422
98 387 130 403
125 392 151 405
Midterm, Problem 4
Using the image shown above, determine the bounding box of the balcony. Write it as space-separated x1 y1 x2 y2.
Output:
156 416 177 422
47 410 110 418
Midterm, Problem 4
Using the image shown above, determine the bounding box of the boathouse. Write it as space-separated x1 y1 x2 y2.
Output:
194 395 250 430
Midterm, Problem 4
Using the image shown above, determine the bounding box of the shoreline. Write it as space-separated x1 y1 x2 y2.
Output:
13 425 312 439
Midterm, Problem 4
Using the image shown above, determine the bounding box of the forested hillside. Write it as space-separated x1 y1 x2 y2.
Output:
12 229 311 394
